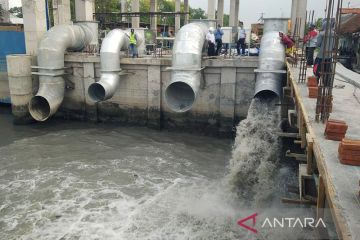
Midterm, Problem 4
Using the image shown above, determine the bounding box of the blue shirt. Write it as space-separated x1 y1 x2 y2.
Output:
214 29 224 40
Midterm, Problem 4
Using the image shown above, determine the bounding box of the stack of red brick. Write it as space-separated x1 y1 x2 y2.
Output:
338 139 360 166
324 119 348 141
307 76 318 98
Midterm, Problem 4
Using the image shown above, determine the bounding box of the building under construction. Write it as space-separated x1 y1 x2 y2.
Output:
0 0 359 239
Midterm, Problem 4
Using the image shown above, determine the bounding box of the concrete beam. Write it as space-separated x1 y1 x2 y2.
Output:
150 0 157 33
21 0 47 55
184 0 189 25
229 0 240 27
217 0 224 26
75 0 95 21
53 0 71 25
175 0 181 34
132 0 140 28
220 67 236 134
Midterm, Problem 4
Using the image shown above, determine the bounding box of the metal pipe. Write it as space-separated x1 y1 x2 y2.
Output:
29 22 95 121
164 22 208 112
88 29 129 102
254 18 288 98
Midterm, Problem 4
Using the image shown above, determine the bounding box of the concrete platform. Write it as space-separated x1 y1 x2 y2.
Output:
288 64 360 239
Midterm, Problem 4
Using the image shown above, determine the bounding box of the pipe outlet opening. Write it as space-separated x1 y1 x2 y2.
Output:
88 83 106 102
29 96 51 121
165 82 195 112
254 90 279 99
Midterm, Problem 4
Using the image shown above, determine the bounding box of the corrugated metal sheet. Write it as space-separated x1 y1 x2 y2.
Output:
0 31 26 56
0 31 26 103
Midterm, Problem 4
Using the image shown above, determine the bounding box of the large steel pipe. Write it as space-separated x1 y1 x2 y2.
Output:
165 22 208 112
29 22 96 121
254 18 288 98
88 29 129 102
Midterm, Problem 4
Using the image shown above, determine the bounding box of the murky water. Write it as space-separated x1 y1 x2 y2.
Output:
0 104 320 240
0 106 245 239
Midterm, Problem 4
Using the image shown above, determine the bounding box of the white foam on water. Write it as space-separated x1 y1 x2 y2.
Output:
227 97 281 206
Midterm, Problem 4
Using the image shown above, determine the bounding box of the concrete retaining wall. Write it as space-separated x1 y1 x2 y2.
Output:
57 53 258 136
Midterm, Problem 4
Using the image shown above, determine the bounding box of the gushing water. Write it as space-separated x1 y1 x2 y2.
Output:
227 97 281 206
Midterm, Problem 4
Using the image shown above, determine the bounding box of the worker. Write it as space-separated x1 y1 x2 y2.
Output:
237 26 246 56
129 28 138 58
313 19 335 85
206 27 216 56
303 24 319 67
279 32 296 64
214 24 224 55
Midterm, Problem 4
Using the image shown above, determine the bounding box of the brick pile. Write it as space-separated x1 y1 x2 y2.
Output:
338 139 360 166
307 76 318 98
324 119 348 141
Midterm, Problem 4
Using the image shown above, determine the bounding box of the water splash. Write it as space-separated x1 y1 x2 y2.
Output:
227 97 281 206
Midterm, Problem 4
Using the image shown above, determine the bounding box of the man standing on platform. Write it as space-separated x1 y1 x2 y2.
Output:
237 26 246 56
304 24 319 67
214 24 224 55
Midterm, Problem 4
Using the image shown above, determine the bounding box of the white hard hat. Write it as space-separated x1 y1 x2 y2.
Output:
209 27 214 33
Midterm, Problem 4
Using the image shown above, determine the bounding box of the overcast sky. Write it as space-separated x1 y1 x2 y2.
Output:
9 0 360 27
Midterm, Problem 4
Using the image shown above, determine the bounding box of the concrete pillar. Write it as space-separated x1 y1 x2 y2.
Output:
120 0 127 22
0 0 10 22
83 62 97 121
217 0 224 26
150 0 157 33
220 67 236 135
7 54 34 124
131 0 140 28
53 0 71 25
175 0 181 34
229 0 239 27
21 0 47 55
291 0 307 37
147 65 161 129
208 0 216 23
235 0 240 26
184 0 189 25
75 0 94 21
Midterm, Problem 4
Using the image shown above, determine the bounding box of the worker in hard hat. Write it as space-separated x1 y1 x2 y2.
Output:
206 27 216 56
129 29 138 58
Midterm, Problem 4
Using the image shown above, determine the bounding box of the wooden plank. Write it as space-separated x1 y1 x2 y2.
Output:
317 175 326 219
306 133 314 175
287 62 352 240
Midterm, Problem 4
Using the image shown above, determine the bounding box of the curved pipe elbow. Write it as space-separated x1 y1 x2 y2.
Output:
165 23 207 113
29 24 92 121
88 29 129 102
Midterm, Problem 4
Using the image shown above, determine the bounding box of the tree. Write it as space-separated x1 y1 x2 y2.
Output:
9 6 22 18
223 14 229 26
189 7 206 20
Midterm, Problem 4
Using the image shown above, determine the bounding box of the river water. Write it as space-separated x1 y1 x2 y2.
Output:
0 106 244 239
0 103 319 240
